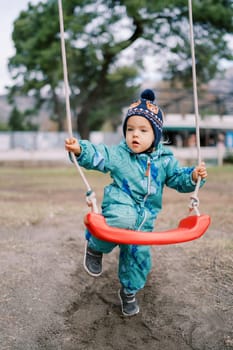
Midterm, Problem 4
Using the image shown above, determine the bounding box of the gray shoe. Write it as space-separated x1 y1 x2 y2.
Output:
118 287 140 316
84 244 103 277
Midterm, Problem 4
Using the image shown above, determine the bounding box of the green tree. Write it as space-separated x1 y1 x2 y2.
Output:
8 106 38 131
0 123 10 131
8 0 233 138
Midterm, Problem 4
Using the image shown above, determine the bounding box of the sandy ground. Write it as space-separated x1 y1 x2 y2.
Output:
0 165 233 350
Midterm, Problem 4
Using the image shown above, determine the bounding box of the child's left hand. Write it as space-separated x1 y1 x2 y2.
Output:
192 162 208 182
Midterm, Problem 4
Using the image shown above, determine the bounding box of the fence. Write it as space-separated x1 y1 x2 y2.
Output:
0 131 123 151
0 131 231 166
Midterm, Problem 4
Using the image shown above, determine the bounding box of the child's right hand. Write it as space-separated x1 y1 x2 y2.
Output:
65 137 81 155
192 162 208 182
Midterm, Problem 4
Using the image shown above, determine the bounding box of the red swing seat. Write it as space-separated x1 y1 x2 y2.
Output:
84 212 211 245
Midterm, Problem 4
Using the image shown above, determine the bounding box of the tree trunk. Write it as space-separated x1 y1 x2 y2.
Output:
53 90 64 132
77 110 90 139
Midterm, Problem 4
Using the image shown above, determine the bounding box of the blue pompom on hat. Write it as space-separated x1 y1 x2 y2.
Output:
123 89 164 148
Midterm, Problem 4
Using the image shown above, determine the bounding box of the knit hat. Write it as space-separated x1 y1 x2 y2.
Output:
123 89 163 148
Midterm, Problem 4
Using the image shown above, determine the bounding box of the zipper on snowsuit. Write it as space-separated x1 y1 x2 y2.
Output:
137 158 151 231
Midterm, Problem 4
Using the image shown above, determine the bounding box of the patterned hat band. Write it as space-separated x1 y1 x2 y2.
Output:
126 107 163 131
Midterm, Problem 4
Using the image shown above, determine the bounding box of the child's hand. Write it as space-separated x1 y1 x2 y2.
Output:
192 162 208 182
65 137 81 155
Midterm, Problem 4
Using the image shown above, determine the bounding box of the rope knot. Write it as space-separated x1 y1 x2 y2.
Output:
86 190 98 213
189 195 200 216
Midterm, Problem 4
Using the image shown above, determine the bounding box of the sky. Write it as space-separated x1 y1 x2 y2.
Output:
0 0 40 94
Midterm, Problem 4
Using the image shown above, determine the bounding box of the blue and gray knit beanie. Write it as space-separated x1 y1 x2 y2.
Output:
123 89 163 148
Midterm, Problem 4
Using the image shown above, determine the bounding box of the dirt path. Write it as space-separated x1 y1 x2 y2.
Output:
0 166 233 350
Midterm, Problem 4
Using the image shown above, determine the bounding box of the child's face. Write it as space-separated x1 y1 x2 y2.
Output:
125 116 155 153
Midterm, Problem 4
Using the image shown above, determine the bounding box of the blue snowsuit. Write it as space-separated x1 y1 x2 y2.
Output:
75 140 205 294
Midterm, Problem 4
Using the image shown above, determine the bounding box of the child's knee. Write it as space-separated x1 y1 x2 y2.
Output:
88 233 116 253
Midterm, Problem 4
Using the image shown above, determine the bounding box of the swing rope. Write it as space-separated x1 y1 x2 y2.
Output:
188 0 202 216
58 0 98 213
58 0 210 245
